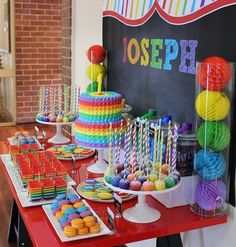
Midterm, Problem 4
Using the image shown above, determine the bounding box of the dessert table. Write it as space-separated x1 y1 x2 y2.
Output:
0 140 227 247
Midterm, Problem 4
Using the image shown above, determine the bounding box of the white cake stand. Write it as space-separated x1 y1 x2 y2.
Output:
87 148 108 174
104 180 180 224
36 119 72 144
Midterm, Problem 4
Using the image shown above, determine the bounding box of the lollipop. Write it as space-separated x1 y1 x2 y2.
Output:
195 179 226 211
87 45 106 64
195 90 230 121
197 121 230 151
197 56 231 91
195 149 226 180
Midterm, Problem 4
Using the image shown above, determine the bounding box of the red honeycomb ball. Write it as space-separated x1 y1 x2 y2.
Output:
87 45 106 64
197 56 231 91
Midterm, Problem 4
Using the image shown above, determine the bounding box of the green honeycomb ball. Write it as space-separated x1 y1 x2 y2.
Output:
197 121 230 151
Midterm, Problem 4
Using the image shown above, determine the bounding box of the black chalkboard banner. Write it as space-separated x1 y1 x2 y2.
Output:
103 2 236 206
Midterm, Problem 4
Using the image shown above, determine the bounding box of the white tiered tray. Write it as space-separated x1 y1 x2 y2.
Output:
104 180 180 224
36 119 72 144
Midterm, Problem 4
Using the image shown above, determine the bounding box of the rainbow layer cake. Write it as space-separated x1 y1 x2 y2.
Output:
28 180 43 201
74 91 123 147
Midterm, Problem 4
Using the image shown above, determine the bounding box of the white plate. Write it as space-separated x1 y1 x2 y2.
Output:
7 137 42 149
77 182 136 203
36 119 73 125
42 196 111 242
0 154 76 194
17 186 79 208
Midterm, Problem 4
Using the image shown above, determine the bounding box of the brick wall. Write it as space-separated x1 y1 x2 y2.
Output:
61 0 71 86
15 0 62 123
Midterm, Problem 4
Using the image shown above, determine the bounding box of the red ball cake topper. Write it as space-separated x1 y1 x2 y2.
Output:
197 56 232 91
87 45 106 64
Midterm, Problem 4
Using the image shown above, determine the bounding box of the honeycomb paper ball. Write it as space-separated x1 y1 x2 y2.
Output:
197 56 231 91
86 64 106 82
197 121 230 151
195 179 226 211
87 45 106 64
195 149 226 180
195 90 230 120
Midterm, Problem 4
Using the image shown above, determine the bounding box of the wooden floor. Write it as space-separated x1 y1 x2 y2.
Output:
0 123 55 247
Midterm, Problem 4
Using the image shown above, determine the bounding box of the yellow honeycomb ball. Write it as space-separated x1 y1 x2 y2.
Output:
195 90 230 120
86 64 106 82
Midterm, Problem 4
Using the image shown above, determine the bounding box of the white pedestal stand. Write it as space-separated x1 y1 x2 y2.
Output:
104 180 180 224
36 119 71 144
87 148 108 174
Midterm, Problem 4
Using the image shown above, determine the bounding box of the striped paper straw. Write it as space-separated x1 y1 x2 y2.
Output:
171 123 178 173
132 122 137 173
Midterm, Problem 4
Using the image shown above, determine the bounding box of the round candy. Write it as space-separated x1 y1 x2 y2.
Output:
197 56 231 91
64 226 77 237
51 201 59 210
68 213 80 223
68 115 75 122
195 149 226 180
119 179 130 190
82 185 94 192
63 117 69 123
195 179 226 211
148 173 158 183
154 180 166 191
86 64 106 82
104 175 112 184
97 192 113 200
67 193 78 200
70 198 81 204
138 176 147 184
127 173 136 182
111 175 122 187
142 180 154 191
64 208 77 215
56 194 66 201
195 90 230 121
52 208 60 216
85 179 97 185
80 210 93 218
197 121 230 151
77 206 89 213
61 221 70 229
130 180 142 191
164 176 176 188
59 215 68 224
87 45 106 64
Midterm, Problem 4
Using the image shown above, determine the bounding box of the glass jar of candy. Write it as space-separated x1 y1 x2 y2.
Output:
176 133 197 176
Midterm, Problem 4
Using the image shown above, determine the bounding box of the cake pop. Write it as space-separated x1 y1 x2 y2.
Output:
142 180 154 191
155 180 166 191
119 179 130 190
130 180 142 191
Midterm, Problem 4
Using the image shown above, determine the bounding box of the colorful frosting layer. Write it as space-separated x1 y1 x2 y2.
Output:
74 91 123 147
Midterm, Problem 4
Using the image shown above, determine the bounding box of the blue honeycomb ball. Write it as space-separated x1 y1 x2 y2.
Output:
195 149 226 180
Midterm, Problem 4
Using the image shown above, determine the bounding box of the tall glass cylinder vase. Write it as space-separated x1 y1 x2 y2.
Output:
192 57 235 217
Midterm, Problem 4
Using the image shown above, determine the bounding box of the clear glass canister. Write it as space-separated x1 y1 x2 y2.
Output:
176 133 197 177
192 58 235 217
